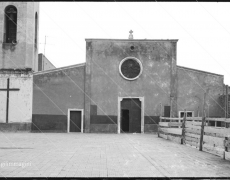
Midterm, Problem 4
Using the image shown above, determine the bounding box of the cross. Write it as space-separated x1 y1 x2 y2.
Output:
129 30 133 39
0 78 20 123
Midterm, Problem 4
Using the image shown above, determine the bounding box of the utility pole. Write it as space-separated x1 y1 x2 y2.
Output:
226 85 229 118
44 36 46 56
199 92 207 151
39 36 54 56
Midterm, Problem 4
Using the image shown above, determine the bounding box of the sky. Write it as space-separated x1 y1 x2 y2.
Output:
38 2 230 85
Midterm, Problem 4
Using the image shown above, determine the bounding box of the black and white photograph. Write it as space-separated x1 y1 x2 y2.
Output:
0 1 230 178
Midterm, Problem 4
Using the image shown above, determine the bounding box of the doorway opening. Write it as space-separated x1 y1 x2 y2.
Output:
67 109 84 133
120 98 141 133
121 109 129 132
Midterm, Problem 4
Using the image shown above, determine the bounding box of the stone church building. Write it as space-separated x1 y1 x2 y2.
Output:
0 2 227 133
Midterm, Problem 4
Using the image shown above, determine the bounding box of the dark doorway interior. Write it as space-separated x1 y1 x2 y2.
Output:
121 109 129 132
121 98 141 133
70 111 81 132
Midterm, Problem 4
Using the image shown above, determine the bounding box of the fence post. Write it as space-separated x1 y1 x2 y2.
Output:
160 103 162 117
157 125 159 137
158 116 161 137
225 85 229 128
199 114 206 151
226 85 229 119
223 137 228 160
199 92 207 151
170 97 173 118
181 109 186 145
158 104 162 138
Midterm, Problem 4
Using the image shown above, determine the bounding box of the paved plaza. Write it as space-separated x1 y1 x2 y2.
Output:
0 132 230 177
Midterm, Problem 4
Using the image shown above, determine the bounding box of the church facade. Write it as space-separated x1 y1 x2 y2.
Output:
0 2 226 133
32 38 225 133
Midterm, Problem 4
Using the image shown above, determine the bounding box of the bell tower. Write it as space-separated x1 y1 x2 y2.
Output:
0 2 39 71
0 2 39 130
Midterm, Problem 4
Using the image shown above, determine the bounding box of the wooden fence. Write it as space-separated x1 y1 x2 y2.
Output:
158 120 182 144
203 127 230 159
158 116 230 160
184 121 201 149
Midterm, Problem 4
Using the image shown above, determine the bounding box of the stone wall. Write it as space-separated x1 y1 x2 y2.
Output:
85 39 178 133
177 66 224 118
32 64 85 132
0 70 33 124
37 53 56 72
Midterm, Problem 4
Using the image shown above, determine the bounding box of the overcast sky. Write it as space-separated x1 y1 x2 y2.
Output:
38 2 230 86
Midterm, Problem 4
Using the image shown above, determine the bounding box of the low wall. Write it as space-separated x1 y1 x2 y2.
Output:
0 123 31 132
32 114 67 132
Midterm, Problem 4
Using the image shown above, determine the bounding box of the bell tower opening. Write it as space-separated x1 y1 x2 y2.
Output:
4 5 17 43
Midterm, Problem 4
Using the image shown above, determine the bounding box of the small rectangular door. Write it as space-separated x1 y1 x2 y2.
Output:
121 109 129 132
70 111 81 132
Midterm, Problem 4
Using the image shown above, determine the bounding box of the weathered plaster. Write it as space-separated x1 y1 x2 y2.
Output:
84 42 92 133
0 71 33 123
177 66 224 117
33 65 85 115
85 39 178 132
37 53 56 72
0 2 39 70
32 65 85 132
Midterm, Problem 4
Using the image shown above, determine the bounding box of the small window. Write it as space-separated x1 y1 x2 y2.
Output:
4 5 17 43
178 111 194 118
209 121 215 126
216 121 221 127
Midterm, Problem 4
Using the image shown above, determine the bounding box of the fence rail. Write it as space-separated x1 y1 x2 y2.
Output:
202 127 230 158
158 120 182 144
184 120 201 148
161 117 230 122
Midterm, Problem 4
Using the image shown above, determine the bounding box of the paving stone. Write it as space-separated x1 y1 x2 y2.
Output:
1 133 230 177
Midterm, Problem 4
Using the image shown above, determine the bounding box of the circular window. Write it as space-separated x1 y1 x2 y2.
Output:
130 45 135 51
119 57 143 80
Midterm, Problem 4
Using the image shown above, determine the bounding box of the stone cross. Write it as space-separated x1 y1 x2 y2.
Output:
129 30 133 39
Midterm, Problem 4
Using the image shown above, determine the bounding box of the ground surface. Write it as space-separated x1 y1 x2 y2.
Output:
0 133 230 178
